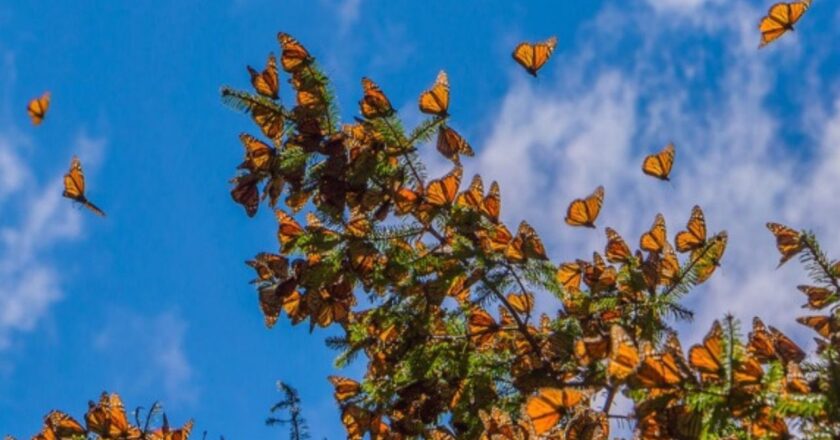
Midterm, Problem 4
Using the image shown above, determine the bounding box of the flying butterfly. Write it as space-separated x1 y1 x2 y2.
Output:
675 205 706 253
766 222 803 267
759 1 811 48
525 387 586 435
418 70 450 117
27 92 51 125
640 213 668 254
359 77 393 119
63 156 106 216
277 32 312 72
642 143 675 181
565 186 604 228
247 53 279 99
436 126 474 162
512 37 558 77
425 166 463 207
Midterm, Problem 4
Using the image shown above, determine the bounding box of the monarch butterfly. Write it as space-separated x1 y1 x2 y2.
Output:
784 361 811 394
425 166 462 207
275 209 304 252
393 186 421 215
85 393 142 439
468 308 499 349
247 53 279 99
477 223 513 254
359 77 393 119
512 37 558 77
758 1 811 48
246 252 288 282
659 243 681 286
675 205 706 253
604 228 632 263
797 285 837 310
642 143 675 181
689 321 725 383
45 411 86 438
148 416 194 440
525 388 586 435
564 186 604 228
277 32 312 72
251 97 285 140
63 156 106 217
574 334 608 366
328 376 361 402
565 410 609 440
456 174 483 210
608 325 639 382
693 232 727 283
27 92 51 126
230 174 260 217
506 291 534 314
797 315 838 339
481 181 501 223
640 213 668 254
748 317 805 364
633 343 690 392
238 133 275 172
766 222 803 267
506 221 548 262
436 126 474 162
418 70 450 116
556 262 582 291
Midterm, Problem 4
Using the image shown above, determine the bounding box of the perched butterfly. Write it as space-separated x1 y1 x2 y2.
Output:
230 173 261 217
63 156 106 216
512 37 558 76
85 393 142 439
328 376 361 402
525 387 586 435
45 410 86 438
481 181 501 223
766 222 803 266
238 133 275 173
604 228 632 263
359 78 393 119
277 32 312 72
642 143 675 181
148 416 194 440
418 70 450 116
565 186 604 228
27 92 51 125
247 53 279 99
246 252 288 283
507 292 534 315
565 410 609 440
556 262 583 291
675 205 706 253
276 209 304 252
748 317 805 364
425 166 462 207
436 126 474 162
797 315 839 339
689 321 725 383
797 285 837 310
759 1 811 48
784 361 811 394
506 221 548 262
608 325 640 382
468 307 499 349
693 232 727 284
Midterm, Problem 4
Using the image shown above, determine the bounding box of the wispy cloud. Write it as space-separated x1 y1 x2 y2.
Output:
472 1 834 347
0 52 106 352
93 309 198 406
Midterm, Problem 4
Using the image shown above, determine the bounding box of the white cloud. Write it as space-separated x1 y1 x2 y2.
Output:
93 309 198 406
475 1 832 349
0 52 107 351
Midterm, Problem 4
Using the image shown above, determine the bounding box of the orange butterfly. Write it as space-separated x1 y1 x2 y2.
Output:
425 166 462 207
238 133 275 173
27 92 51 125
148 416 194 440
328 376 361 402
45 410 86 438
642 143 675 181
481 181 501 223
506 292 534 314
748 317 805 364
766 222 803 266
693 232 727 284
512 37 557 77
608 325 640 382
63 156 106 217
797 315 839 339
506 221 548 262
359 78 393 119
246 252 288 282
436 126 474 161
797 285 837 310
247 53 279 99
277 32 312 72
85 393 142 439
276 209 304 252
565 186 604 228
675 205 706 253
230 174 261 217
604 227 631 263
468 307 499 349
640 213 668 254
759 1 811 48
525 388 586 435
556 262 582 291
689 320 725 383
418 70 450 116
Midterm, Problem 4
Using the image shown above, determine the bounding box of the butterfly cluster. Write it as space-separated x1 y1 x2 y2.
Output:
10 392 192 440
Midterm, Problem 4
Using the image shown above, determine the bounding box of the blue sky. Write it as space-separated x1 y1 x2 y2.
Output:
2 0 840 438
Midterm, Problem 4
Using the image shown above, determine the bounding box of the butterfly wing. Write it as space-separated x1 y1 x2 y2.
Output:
512 37 557 76
766 222 803 266
27 92 50 125
525 388 585 435
277 33 312 72
425 166 463 207
418 70 450 116
675 205 706 252
436 126 474 161
642 143 675 180
248 53 279 99
359 77 393 119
